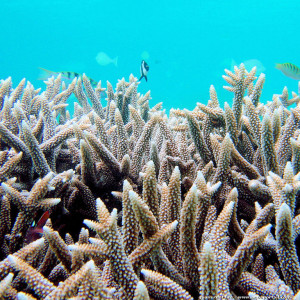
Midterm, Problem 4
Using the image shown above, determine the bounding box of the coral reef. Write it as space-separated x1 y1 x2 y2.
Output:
0 64 300 299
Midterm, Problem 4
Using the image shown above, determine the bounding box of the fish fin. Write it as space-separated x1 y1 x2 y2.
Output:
36 211 50 229
275 63 281 70
32 228 44 234
90 79 98 87
139 75 144 81
145 76 147 82
113 56 118 67
38 67 52 73
230 59 237 71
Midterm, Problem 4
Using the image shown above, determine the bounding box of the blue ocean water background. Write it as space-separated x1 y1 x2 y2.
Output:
0 0 299 112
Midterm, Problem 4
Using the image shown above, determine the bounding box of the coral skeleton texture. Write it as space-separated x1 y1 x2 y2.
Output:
0 65 300 299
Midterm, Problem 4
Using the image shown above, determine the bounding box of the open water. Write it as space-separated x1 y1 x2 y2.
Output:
0 0 299 111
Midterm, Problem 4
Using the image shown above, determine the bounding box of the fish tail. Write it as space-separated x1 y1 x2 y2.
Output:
230 59 238 71
113 56 118 67
38 67 56 80
90 78 98 87
275 63 282 70
36 210 50 228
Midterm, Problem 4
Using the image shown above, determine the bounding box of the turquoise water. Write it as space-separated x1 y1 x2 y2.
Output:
1 0 299 111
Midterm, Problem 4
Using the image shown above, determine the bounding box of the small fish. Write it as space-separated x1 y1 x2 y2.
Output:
25 211 50 244
243 59 265 74
275 63 300 80
139 60 149 82
38 67 98 86
95 52 118 66
141 50 150 60
223 58 265 75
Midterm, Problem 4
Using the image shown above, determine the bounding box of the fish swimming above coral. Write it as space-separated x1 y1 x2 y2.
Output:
223 58 266 75
95 51 118 66
141 50 150 60
139 60 149 82
38 67 99 86
275 62 300 80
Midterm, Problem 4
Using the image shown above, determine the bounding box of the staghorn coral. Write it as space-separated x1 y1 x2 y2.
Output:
0 64 300 299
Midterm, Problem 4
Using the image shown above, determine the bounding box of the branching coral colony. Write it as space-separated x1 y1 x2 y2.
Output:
0 64 300 299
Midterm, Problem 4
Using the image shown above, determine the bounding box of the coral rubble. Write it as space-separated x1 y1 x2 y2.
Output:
0 65 300 299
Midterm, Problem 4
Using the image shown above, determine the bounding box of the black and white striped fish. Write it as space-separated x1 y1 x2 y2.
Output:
38 67 98 86
139 60 149 82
